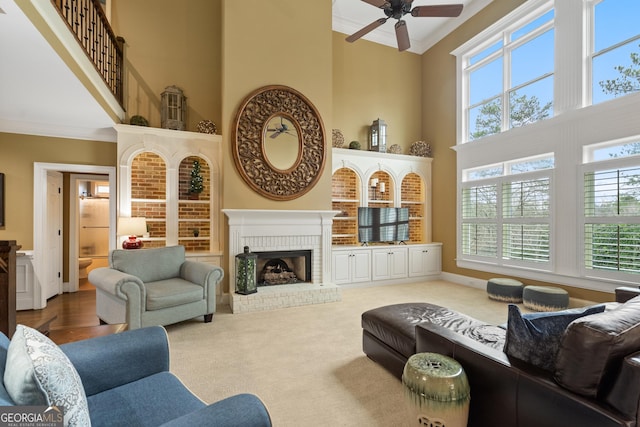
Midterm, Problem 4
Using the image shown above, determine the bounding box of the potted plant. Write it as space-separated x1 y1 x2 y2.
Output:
189 160 204 199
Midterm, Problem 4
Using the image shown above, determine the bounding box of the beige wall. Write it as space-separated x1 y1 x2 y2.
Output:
0 133 116 249
220 0 333 211
332 32 423 153
110 0 222 130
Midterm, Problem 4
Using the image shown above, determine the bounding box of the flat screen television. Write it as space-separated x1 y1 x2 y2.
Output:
358 207 409 244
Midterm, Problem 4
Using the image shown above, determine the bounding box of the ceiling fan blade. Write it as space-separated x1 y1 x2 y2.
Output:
411 4 463 18
361 0 391 8
395 20 410 52
346 18 388 43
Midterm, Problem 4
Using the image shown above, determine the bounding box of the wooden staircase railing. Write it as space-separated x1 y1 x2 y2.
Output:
51 0 124 107
0 241 18 338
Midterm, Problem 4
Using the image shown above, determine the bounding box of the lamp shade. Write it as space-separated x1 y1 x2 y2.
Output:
118 217 146 249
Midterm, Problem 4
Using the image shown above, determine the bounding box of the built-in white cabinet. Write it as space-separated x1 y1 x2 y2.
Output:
371 247 408 280
331 248 372 285
16 251 36 310
332 148 432 245
409 244 442 277
331 243 441 285
115 124 222 256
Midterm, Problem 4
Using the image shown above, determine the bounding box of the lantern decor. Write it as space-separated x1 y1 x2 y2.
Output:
369 118 387 152
235 246 258 295
161 85 187 131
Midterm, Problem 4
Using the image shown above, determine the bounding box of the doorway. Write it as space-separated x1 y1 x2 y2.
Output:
33 163 116 309
69 174 111 292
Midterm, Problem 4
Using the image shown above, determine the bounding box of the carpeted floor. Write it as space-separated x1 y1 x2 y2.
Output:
163 281 558 426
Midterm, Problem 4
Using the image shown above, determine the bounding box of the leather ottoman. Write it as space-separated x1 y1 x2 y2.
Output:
362 302 488 378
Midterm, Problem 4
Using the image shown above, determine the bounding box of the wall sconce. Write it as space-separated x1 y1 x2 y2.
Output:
118 217 147 250
369 118 387 153
235 246 257 295
161 85 187 131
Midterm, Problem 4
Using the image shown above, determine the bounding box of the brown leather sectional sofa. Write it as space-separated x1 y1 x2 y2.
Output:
362 289 640 427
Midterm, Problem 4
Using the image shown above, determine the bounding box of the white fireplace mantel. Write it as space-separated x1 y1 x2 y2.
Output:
222 209 340 312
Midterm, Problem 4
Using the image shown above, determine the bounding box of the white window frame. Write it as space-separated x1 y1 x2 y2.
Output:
452 0 640 292
454 0 554 144
586 0 640 106
461 160 553 270
580 137 640 282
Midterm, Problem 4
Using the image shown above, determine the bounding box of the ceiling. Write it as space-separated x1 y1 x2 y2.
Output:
0 0 118 142
332 0 492 54
0 0 491 143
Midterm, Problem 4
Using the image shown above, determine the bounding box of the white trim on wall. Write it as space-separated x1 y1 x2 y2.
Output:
33 163 116 307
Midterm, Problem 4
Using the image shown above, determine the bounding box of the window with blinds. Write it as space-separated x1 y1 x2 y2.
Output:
503 178 550 262
583 164 640 275
461 158 552 266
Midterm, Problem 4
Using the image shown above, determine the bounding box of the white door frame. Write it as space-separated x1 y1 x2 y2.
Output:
34 163 116 307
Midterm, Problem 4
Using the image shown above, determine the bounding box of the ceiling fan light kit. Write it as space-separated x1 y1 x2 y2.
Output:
345 0 463 52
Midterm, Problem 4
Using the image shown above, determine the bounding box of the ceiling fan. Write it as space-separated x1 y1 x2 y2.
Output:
345 0 463 52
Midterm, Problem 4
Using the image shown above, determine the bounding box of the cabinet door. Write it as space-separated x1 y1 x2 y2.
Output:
371 249 391 280
388 247 408 279
423 245 442 274
409 245 441 277
332 251 352 285
351 251 372 283
409 247 428 277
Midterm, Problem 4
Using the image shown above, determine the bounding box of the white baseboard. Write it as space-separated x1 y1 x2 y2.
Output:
440 272 487 290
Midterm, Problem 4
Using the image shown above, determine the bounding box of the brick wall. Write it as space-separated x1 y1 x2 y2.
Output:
179 156 211 199
131 152 166 199
332 168 359 245
130 152 211 252
401 173 423 202
369 171 392 202
402 172 424 243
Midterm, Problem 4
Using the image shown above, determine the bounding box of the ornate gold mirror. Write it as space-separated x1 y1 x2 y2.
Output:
232 85 326 201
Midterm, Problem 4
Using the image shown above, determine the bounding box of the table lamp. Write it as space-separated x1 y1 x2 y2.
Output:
118 217 146 249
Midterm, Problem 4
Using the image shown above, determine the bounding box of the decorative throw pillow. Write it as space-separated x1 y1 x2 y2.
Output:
555 296 640 398
3 325 92 427
503 304 606 372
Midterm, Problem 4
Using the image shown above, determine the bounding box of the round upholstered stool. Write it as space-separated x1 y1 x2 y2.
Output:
402 352 470 427
523 285 569 312
486 278 524 303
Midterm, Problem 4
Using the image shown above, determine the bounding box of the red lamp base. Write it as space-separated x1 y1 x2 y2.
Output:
122 236 143 250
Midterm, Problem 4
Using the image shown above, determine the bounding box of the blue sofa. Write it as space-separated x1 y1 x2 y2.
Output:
0 326 272 427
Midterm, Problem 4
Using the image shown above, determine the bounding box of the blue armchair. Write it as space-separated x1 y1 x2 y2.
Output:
89 245 223 330
0 326 272 427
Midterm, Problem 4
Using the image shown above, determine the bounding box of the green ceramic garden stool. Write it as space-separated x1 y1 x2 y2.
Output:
402 352 470 427
523 285 569 311
486 278 524 302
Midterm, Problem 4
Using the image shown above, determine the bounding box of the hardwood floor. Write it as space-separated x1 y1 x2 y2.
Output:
16 280 100 332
